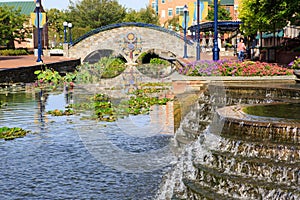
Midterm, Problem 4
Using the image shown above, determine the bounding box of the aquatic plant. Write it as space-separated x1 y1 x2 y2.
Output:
0 126 30 140
0 100 7 107
34 67 76 89
90 89 172 122
47 108 74 116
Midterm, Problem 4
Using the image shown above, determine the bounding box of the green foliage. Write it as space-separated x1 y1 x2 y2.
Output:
289 56 300 69
150 58 169 65
0 126 30 140
239 0 299 36
0 49 29 56
124 6 159 25
89 86 172 122
0 6 31 48
206 3 232 21
46 8 69 47
78 58 122 82
68 0 126 32
34 67 76 89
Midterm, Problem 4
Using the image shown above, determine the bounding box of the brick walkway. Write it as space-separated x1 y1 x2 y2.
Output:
0 55 77 70
0 52 238 70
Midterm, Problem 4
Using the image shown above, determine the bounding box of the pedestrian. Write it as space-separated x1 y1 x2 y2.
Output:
237 38 246 61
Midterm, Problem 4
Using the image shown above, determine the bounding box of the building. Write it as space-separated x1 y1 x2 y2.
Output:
149 0 236 27
0 1 48 49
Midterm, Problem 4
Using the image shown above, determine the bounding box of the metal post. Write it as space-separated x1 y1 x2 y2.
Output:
36 0 43 63
68 23 73 45
63 21 68 44
212 0 219 61
183 5 188 58
196 0 200 60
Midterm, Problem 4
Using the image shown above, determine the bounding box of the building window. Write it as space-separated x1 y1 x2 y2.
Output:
152 2 156 9
176 6 184 15
168 8 173 16
161 10 166 18
162 0 165 3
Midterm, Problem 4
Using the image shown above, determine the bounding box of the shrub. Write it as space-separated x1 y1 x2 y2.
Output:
150 58 169 65
0 49 29 56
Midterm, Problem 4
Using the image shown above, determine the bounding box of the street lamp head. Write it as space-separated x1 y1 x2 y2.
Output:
63 21 68 27
36 1 40 8
68 23 73 28
183 4 188 12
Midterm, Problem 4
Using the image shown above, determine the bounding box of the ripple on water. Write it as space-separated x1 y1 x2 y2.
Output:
0 91 174 200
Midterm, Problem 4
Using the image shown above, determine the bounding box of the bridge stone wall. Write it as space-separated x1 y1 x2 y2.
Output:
68 26 196 64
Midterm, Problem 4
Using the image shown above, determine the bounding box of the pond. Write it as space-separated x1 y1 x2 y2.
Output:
1 77 300 200
0 85 177 200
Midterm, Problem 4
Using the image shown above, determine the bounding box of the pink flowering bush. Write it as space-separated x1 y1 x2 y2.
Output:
179 60 293 76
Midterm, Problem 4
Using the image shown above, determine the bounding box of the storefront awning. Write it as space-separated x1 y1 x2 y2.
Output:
255 30 284 39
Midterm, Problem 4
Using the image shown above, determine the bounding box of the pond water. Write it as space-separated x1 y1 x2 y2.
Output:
0 87 176 200
1 80 299 200
243 103 300 120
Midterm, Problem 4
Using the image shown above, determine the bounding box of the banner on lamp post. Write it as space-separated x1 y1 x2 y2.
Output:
31 12 46 28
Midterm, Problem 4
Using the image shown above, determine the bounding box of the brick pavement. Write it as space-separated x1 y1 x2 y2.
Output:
0 55 77 70
0 52 238 70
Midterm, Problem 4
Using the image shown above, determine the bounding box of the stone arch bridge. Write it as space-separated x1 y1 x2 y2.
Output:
66 22 195 64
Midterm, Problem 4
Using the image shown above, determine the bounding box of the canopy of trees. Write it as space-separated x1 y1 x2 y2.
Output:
239 0 300 36
46 0 160 45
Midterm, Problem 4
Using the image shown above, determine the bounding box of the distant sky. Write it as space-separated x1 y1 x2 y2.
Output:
0 0 149 10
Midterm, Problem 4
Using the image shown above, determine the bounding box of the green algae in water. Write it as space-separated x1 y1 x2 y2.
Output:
243 103 300 120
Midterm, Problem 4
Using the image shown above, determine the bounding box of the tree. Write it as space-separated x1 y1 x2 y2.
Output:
0 6 31 48
238 0 300 36
46 8 68 47
206 3 232 21
124 6 159 25
68 0 126 29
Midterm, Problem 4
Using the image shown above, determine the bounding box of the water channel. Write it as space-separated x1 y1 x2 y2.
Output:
0 66 300 199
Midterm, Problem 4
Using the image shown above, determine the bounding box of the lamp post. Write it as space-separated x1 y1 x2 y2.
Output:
183 4 188 58
196 0 200 60
68 23 73 45
63 21 68 44
212 0 219 60
36 0 43 63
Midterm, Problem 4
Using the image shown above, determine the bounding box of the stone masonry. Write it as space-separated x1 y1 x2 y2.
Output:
68 25 196 64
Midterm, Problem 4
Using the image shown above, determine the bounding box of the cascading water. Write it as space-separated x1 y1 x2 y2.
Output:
156 81 300 199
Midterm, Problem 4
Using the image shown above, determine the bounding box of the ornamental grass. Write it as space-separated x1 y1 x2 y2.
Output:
179 60 293 76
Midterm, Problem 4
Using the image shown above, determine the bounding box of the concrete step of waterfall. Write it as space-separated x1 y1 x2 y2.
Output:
185 163 300 199
199 150 300 187
210 84 300 106
182 179 238 200
215 106 300 145
210 135 300 163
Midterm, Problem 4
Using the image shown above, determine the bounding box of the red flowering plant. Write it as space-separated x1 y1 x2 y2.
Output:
179 60 293 76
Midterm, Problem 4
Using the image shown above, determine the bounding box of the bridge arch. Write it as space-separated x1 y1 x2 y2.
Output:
68 22 195 64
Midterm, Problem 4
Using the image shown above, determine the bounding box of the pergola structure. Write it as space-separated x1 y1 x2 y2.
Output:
188 20 243 33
